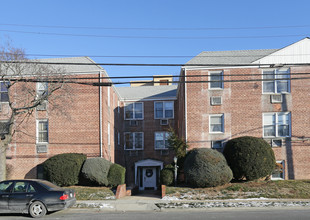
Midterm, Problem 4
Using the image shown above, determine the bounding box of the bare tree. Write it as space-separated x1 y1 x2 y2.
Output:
0 41 70 181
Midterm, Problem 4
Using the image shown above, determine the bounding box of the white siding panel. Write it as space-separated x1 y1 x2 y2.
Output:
254 38 310 64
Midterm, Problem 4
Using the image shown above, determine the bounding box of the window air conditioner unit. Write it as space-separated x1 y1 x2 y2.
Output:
272 139 283 147
129 120 138 126
160 119 169 125
129 150 138 156
270 94 282 104
36 101 47 111
36 144 48 153
210 96 222 106
161 149 169 155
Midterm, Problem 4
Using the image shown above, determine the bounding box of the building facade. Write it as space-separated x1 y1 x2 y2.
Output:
180 37 310 180
114 85 177 189
4 38 310 187
4 57 118 180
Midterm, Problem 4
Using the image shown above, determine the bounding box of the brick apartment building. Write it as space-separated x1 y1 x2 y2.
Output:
4 57 119 180
3 38 310 189
178 37 310 180
114 85 177 190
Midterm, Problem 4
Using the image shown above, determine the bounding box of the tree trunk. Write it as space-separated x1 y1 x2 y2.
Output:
0 133 12 181
0 144 7 181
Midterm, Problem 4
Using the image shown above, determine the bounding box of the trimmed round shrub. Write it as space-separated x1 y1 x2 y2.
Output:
160 167 174 186
184 148 233 188
42 153 87 186
108 163 126 187
223 136 276 181
80 157 112 186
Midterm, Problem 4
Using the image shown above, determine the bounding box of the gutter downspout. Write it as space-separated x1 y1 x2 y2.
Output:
184 68 188 143
99 71 103 158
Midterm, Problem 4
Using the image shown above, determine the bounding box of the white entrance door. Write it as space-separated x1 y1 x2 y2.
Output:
142 167 157 190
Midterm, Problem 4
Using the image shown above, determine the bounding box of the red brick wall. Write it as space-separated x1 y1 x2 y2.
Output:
5 72 118 179
182 66 310 179
115 99 177 186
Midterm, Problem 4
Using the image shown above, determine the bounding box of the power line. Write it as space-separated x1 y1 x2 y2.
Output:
2 60 310 67
1 23 310 31
0 29 309 39
10 53 310 59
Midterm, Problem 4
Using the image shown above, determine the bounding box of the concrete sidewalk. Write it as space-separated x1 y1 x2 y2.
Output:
74 196 310 212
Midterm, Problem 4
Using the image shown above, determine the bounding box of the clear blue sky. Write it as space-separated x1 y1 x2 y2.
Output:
0 0 309 85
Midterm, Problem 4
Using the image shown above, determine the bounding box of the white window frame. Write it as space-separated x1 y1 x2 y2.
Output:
209 114 224 133
262 68 290 94
263 112 291 138
271 160 285 180
209 71 224 90
154 132 171 150
124 102 144 120
154 101 174 119
36 119 48 144
124 132 144 150
36 82 48 97
117 132 120 145
0 81 9 103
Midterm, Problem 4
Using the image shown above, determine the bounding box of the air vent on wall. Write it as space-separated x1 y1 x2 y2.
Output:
160 119 169 125
36 144 48 153
210 96 222 106
270 94 282 103
36 101 47 111
129 120 138 126
272 139 283 147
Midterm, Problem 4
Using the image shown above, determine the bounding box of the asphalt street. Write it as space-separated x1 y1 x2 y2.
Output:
1 207 310 220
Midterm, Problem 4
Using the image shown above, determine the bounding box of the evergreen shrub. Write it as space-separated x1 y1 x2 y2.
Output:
42 153 86 186
184 148 233 188
223 136 276 181
160 167 174 186
80 157 112 186
107 163 126 187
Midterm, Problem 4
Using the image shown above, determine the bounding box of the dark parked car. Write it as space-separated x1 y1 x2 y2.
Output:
0 179 76 218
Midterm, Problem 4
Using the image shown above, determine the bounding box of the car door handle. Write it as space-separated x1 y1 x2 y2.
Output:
1 195 9 198
26 194 33 197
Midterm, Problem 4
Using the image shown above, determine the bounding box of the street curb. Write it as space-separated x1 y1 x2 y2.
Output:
74 199 310 211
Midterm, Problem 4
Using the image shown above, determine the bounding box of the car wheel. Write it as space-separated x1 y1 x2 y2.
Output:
29 201 47 218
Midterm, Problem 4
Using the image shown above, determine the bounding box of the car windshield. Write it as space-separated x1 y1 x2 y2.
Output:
38 180 63 190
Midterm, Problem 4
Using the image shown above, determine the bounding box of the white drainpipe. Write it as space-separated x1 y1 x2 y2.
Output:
99 71 103 158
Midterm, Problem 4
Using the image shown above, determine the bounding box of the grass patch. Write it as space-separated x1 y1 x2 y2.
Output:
165 180 310 200
68 186 115 200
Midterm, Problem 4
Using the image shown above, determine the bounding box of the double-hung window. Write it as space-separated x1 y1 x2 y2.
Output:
262 68 290 94
37 82 48 97
209 114 224 133
209 71 223 89
37 120 48 143
155 132 171 150
263 112 291 137
36 82 48 110
0 82 9 102
124 132 143 150
154 101 174 119
124 102 143 120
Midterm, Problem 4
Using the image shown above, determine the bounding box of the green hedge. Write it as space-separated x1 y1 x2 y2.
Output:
160 168 174 186
80 157 112 186
42 153 86 186
107 163 126 187
184 148 233 188
223 136 276 181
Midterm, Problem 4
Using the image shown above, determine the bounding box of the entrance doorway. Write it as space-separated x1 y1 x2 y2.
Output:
135 159 163 191
142 167 156 190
